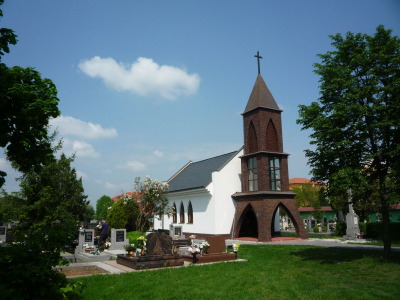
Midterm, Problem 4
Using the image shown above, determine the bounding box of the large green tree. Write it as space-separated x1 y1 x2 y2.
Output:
0 0 60 188
297 25 400 257
96 195 114 220
0 154 87 299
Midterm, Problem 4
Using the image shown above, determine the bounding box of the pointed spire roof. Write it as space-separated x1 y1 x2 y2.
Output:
243 74 281 114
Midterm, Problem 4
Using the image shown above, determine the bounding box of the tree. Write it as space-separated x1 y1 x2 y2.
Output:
130 176 172 232
96 195 114 220
83 204 95 223
0 153 87 299
0 1 60 188
107 198 139 232
291 182 321 208
297 25 400 257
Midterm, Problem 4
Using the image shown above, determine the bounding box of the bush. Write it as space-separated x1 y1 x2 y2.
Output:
321 226 327 232
335 222 347 236
366 223 400 240
313 226 320 233
126 231 146 245
358 222 367 234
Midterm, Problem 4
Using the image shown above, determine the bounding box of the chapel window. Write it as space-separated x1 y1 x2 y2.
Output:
172 203 177 223
248 157 258 191
180 202 185 223
188 201 193 224
269 157 281 191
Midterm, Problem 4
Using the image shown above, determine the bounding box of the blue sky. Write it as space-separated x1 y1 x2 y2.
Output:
1 0 399 207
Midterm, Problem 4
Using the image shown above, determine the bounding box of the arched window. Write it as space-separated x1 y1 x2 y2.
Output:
188 201 193 224
247 121 258 153
266 120 279 152
180 201 185 223
172 203 177 223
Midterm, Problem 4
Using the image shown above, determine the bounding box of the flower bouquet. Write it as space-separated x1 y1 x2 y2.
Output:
104 241 111 249
136 236 147 249
232 241 240 253
188 246 200 263
202 241 210 254
174 235 181 240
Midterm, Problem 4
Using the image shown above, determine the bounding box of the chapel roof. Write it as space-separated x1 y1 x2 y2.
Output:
243 74 281 114
167 148 241 192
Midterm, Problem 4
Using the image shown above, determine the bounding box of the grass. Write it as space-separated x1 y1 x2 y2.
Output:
71 245 400 300
126 231 146 244
281 232 342 239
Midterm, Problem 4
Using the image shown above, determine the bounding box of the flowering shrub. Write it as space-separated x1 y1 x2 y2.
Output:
233 241 240 252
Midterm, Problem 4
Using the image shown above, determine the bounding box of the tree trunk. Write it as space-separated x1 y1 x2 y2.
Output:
381 205 391 258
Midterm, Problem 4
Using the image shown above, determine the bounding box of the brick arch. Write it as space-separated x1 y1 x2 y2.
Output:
247 120 258 153
236 203 260 238
266 119 279 152
271 201 306 239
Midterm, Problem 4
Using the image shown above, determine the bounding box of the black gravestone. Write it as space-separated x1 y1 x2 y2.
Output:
85 231 93 242
175 227 181 236
0 227 5 235
116 230 124 242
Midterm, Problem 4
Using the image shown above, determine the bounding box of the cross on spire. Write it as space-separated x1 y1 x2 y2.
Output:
254 51 262 75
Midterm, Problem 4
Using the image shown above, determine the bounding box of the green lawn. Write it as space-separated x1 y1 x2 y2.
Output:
71 245 400 300
281 232 342 239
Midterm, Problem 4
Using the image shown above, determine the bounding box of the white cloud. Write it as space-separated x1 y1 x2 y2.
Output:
78 56 200 100
116 160 146 171
95 180 103 184
76 171 88 180
105 182 117 190
154 150 164 158
62 139 100 158
50 115 117 139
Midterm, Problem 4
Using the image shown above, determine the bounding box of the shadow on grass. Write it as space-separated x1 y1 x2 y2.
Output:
289 245 400 265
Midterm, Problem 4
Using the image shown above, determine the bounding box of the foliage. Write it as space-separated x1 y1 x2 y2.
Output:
95 195 114 220
0 237 84 300
297 25 400 257
321 226 327 231
358 222 367 234
0 153 87 299
335 222 347 236
291 182 320 208
313 226 319 233
126 231 146 244
366 223 400 241
71 245 400 299
82 204 95 223
107 198 139 232
130 176 171 232
125 244 136 251
0 2 60 188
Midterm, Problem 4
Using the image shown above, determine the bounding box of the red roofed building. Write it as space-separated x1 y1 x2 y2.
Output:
289 177 324 190
111 192 140 202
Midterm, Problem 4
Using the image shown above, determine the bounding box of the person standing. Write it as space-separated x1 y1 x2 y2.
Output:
98 218 109 248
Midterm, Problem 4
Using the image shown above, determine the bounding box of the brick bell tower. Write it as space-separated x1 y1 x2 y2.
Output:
232 53 307 242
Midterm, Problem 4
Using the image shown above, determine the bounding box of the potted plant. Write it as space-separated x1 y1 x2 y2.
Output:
202 241 210 254
125 244 136 256
321 226 327 233
233 241 240 253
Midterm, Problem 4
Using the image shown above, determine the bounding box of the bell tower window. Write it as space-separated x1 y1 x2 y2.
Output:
248 157 258 191
269 157 281 190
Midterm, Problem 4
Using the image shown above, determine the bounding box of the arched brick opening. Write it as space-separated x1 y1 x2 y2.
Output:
248 121 258 153
237 204 259 238
271 202 303 238
266 119 279 152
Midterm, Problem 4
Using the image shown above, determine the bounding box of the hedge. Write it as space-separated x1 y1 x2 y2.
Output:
335 222 347 236
366 223 400 241
358 222 367 234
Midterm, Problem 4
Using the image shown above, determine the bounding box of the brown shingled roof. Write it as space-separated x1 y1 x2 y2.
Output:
243 74 281 114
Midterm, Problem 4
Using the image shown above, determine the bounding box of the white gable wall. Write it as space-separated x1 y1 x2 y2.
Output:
154 187 215 235
211 149 243 235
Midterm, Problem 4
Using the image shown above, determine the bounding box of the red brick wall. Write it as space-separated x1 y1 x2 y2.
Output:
233 195 308 242
266 120 279 152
